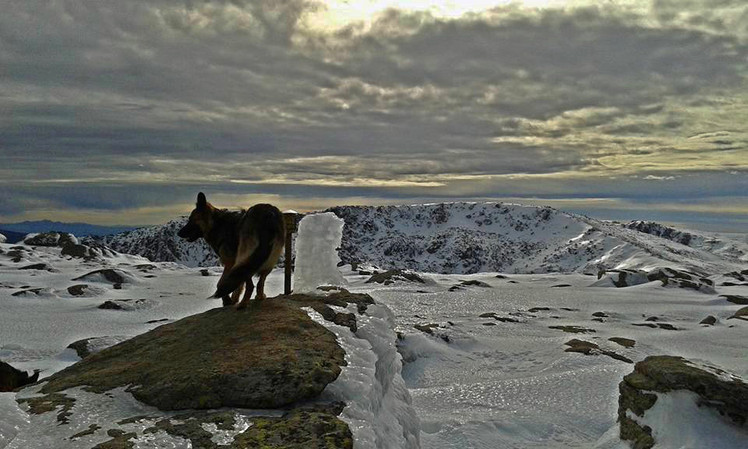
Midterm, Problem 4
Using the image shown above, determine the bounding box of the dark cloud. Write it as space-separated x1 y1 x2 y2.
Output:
1 1 746 228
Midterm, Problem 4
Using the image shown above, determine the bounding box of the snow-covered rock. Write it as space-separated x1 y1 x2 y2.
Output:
617 356 748 449
23 232 77 247
592 267 716 293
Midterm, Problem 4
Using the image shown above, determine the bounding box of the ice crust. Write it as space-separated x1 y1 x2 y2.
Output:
293 212 347 293
306 304 420 449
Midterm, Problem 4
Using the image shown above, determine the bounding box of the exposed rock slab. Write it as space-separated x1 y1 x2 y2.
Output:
40 297 347 410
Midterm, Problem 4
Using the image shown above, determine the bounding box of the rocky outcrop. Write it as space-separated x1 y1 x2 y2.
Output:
14 292 392 448
41 298 348 410
366 269 426 285
618 356 748 449
1 360 39 392
595 267 715 293
24 232 77 247
624 221 693 246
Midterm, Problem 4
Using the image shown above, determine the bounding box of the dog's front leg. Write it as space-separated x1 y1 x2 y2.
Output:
218 261 234 306
235 279 255 310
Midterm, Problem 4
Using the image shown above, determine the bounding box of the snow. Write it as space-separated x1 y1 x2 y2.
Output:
0 238 415 448
342 270 748 448
307 304 420 449
2 210 747 448
630 390 748 448
293 212 347 293
0 394 27 448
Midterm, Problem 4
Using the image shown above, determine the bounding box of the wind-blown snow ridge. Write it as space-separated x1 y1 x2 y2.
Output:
90 202 748 275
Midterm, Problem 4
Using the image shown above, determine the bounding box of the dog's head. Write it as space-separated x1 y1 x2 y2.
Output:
177 192 213 242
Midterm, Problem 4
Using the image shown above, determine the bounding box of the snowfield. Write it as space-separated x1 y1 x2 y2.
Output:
1 206 747 448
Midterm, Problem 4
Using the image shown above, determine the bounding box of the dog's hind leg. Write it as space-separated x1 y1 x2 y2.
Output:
256 269 271 301
235 278 255 310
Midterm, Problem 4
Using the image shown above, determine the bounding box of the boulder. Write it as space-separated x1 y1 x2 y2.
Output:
618 356 748 449
1 360 39 392
72 268 130 285
11 288 44 297
609 337 636 348
18 263 56 272
60 242 90 258
40 297 348 410
23 232 77 247
594 267 715 293
97 299 157 311
23 232 62 246
366 269 425 285
721 295 748 305
728 306 748 321
564 339 632 363
67 284 89 296
67 336 132 359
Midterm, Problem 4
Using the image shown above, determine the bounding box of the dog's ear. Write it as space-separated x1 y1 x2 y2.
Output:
196 192 207 209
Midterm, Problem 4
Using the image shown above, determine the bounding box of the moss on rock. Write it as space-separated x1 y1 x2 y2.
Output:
233 405 353 449
40 296 348 411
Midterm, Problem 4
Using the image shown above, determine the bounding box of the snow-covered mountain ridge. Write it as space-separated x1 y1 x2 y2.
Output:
85 218 217 268
88 202 748 275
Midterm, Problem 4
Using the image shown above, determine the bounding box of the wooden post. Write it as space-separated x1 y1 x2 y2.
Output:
283 211 298 295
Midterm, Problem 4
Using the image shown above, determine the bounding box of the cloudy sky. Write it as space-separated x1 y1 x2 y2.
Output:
2 0 747 231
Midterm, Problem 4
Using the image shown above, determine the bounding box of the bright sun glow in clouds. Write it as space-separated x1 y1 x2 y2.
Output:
305 0 567 29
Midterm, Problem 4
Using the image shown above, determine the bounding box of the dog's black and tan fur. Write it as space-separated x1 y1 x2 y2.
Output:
178 192 285 308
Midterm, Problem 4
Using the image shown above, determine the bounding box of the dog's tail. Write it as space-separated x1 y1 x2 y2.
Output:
211 207 283 299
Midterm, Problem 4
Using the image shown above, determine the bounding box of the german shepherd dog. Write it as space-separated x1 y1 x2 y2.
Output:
177 192 285 308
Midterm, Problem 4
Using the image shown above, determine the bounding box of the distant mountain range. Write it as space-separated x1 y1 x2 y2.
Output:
85 202 748 275
0 220 137 243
